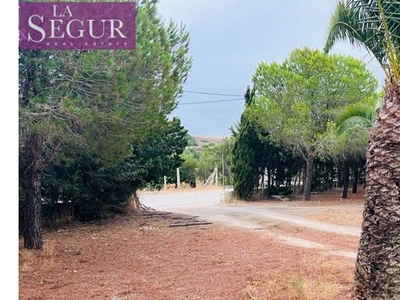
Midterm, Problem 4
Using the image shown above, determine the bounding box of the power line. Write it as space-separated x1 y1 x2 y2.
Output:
178 98 244 105
183 90 243 97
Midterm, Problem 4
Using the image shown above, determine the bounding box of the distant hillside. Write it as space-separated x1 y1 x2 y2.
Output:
192 136 224 148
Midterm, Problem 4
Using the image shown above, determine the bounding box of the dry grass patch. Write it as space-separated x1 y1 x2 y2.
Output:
19 248 36 272
42 240 56 258
243 256 354 300
307 208 363 227
20 211 357 300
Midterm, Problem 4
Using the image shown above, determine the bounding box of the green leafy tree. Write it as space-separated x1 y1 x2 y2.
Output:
41 149 142 222
250 47 378 200
186 134 198 147
231 87 267 200
197 146 216 183
41 117 188 221
197 137 234 186
140 117 189 190
325 2 400 296
321 100 378 197
179 148 199 187
232 93 301 198
19 0 192 249
266 144 303 196
337 102 378 196
217 137 235 186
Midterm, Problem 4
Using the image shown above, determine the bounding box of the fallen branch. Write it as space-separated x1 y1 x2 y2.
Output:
169 221 212 227
143 212 172 219
139 203 156 211
170 215 199 221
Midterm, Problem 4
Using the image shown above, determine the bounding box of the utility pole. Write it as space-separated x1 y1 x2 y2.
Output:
176 167 180 188
222 153 225 202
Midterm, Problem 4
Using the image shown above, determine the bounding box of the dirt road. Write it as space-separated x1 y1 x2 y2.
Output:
20 188 362 299
139 188 363 259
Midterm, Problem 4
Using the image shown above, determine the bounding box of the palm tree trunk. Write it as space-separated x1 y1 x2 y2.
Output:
355 79 400 299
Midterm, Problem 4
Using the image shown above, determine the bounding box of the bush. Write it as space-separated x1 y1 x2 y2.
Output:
41 154 139 222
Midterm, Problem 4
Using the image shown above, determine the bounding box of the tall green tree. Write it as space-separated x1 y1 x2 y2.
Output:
179 148 199 187
138 117 189 190
19 0 192 249
231 87 268 200
217 137 235 186
250 47 378 200
41 117 188 221
325 1 400 297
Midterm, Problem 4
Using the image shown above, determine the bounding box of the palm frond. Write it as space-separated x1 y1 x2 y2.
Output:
336 105 376 135
325 0 400 80
337 115 373 134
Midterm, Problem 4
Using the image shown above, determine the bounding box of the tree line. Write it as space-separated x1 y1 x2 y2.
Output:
230 0 400 297
231 47 379 201
19 0 192 249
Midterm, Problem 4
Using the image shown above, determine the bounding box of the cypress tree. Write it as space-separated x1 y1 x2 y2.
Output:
232 87 262 200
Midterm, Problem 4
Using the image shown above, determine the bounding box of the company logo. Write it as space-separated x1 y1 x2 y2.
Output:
19 2 136 50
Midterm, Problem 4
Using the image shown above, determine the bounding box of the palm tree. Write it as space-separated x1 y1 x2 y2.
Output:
336 103 377 197
335 102 379 159
325 1 400 298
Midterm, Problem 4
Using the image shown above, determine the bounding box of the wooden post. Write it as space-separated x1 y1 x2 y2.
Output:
177 168 180 188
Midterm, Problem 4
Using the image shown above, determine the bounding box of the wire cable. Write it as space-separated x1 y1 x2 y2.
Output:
178 98 244 105
183 90 243 97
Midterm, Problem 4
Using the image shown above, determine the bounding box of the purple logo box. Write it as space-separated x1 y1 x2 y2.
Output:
19 2 136 50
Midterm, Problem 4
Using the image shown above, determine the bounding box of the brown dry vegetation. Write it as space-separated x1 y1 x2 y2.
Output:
19 189 363 300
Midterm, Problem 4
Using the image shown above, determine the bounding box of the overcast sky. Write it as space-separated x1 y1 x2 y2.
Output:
157 0 385 137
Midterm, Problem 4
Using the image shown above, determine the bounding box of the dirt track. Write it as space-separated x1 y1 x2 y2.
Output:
139 187 363 258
